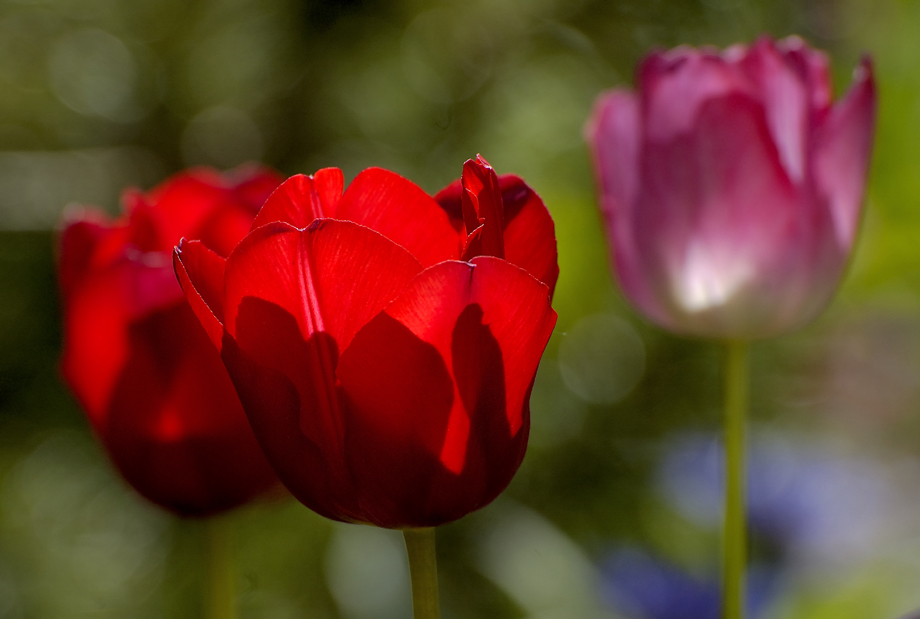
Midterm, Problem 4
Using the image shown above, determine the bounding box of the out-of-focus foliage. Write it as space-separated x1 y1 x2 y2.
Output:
1 0 920 617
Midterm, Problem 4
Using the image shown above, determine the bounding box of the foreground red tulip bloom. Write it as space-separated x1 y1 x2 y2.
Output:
586 36 876 339
59 166 284 516
174 156 557 528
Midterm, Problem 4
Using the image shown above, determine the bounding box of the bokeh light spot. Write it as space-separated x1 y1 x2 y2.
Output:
558 313 645 404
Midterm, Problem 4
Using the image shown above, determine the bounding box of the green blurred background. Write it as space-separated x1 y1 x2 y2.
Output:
1 0 920 617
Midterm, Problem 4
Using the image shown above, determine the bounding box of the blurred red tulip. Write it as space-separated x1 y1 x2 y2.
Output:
174 156 557 528
59 166 284 517
586 36 876 339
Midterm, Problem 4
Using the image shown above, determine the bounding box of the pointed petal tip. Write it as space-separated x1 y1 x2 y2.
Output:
584 89 637 143
842 53 876 114
471 153 493 169
464 154 495 176
173 238 227 350
856 54 875 83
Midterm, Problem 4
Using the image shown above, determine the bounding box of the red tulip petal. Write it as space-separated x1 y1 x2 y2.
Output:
460 156 505 258
496 175 558 296
338 257 556 527
814 57 876 249
431 178 465 228
133 170 233 251
313 167 345 217
220 219 423 518
61 269 131 424
123 251 186 317
173 240 227 351
62 250 182 415
125 167 281 254
460 225 484 262
224 219 423 352
59 166 285 518
251 171 343 231
195 203 262 258
218 326 357 522
61 218 180 426
101 302 279 516
336 167 461 266
58 209 112 300
435 175 559 292
123 194 165 252
230 165 287 211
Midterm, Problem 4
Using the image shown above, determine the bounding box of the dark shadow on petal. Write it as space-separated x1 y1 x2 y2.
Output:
448 303 527 510
104 303 278 517
222 296 362 522
337 312 456 528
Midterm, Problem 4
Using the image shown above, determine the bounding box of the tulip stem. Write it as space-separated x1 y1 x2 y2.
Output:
723 340 749 619
206 516 236 619
403 527 440 619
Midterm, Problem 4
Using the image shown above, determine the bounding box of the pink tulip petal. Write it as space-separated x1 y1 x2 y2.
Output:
634 92 837 336
639 48 754 142
585 90 640 221
814 57 876 248
737 37 811 183
588 38 874 339
776 36 833 114
586 89 663 316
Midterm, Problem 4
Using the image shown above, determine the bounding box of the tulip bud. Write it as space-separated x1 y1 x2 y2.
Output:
586 36 876 339
174 158 558 528
58 166 284 517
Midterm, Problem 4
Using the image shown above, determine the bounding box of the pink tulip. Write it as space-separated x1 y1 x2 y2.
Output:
586 36 876 339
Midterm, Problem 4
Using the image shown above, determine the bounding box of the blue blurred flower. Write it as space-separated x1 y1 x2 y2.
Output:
655 430 894 565
597 430 898 619
599 547 778 619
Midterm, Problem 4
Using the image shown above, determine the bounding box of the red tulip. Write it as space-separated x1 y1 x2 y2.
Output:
174 156 558 528
59 166 284 517
586 36 876 339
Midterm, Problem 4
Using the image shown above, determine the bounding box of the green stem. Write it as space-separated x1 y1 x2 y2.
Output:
723 340 749 619
206 517 236 619
403 528 441 619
